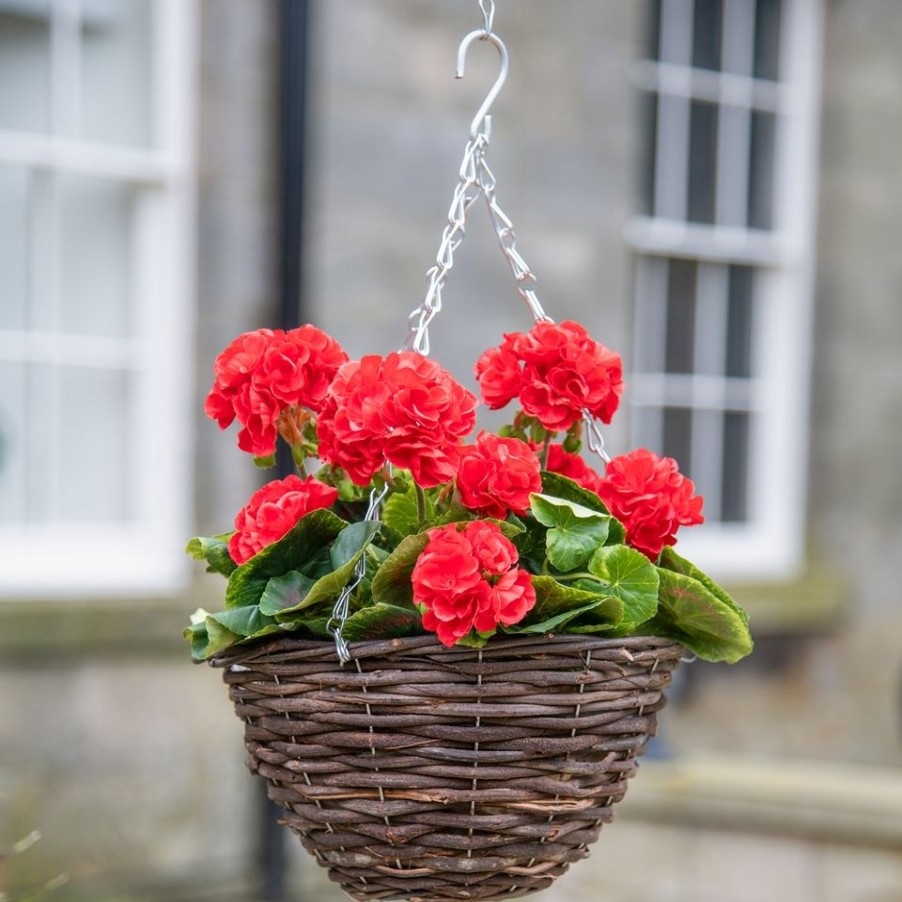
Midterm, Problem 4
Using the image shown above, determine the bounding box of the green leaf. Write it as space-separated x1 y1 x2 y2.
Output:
208 606 279 639
658 547 750 627
340 603 423 641
530 493 611 572
587 544 660 627
183 608 244 661
514 575 624 633
184 605 286 661
456 631 492 648
186 534 236 577
649 568 754 663
539 471 610 514
272 521 381 620
330 520 382 570
607 517 627 546
224 508 347 609
258 570 317 616
253 454 276 469
382 487 430 536
370 531 431 607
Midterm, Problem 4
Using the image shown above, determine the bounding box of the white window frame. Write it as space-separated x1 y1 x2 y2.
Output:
624 0 823 581
0 0 197 598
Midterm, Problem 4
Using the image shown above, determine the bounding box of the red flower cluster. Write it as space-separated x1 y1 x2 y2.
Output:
228 474 338 565
317 351 477 488
205 326 348 458
457 431 542 519
412 521 536 647
475 320 624 431
596 449 704 560
543 443 606 497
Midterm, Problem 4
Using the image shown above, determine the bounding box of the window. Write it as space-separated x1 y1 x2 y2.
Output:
0 0 196 597
627 0 822 580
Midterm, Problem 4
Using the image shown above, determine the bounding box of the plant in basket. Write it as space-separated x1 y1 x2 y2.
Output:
185 320 752 901
186 6 752 899
188 321 751 665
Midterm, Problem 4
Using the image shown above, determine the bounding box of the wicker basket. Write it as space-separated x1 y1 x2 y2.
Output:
211 633 682 901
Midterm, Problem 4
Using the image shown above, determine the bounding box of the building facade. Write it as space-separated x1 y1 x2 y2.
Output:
1 1 900 898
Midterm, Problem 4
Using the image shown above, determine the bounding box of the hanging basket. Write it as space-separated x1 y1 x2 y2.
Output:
211 633 682 901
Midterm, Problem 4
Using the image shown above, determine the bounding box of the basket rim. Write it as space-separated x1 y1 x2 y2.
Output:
206 632 685 669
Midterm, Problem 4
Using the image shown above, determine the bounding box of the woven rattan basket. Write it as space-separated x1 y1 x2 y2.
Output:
211 632 682 901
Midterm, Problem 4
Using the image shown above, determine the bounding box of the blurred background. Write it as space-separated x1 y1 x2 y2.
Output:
1 0 900 900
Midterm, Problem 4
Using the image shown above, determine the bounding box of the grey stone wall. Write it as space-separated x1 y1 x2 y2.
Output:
306 0 643 450
811 0 902 618
195 0 282 532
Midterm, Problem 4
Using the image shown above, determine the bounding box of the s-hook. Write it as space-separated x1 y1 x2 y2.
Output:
456 28 509 140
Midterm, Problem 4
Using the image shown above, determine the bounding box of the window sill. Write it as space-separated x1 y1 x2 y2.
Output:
0 577 226 660
723 561 847 636
623 754 902 850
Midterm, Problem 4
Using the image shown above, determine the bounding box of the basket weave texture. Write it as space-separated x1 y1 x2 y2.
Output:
212 633 682 902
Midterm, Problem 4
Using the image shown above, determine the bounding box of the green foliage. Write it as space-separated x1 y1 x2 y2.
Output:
224 509 348 609
585 544 660 629
513 576 624 633
370 532 431 607
185 533 236 577
648 567 754 663
530 493 611 572
186 456 753 665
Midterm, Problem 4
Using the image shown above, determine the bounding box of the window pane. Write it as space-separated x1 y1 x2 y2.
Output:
665 258 696 374
687 100 718 224
692 0 723 71
0 165 30 331
81 0 153 147
722 411 750 521
748 110 776 230
646 0 662 61
663 406 693 476
0 361 27 523
633 405 663 458
56 365 132 522
726 265 754 377
754 0 782 81
641 92 658 216
0 4 50 133
58 174 134 338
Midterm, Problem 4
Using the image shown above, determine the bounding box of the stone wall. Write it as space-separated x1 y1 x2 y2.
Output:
305 0 642 452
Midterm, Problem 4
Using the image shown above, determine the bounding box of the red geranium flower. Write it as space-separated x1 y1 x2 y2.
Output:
473 334 521 409
596 449 704 560
317 351 477 488
475 320 624 431
457 431 542 520
412 521 536 647
204 326 348 458
228 474 339 565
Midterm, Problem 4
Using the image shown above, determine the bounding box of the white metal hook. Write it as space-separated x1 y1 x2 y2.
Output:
456 29 509 140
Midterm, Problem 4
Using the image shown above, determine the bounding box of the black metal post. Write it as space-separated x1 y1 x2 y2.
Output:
259 1 311 900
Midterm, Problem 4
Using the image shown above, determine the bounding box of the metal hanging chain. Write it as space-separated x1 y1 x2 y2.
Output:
327 481 391 665
403 133 487 355
475 149 550 324
334 3 613 664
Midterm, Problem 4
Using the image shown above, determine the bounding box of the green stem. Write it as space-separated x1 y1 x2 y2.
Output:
552 571 596 582
415 483 428 531
291 444 309 477
540 434 552 470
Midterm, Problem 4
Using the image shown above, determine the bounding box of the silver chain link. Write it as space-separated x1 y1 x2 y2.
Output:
403 133 487 355
332 4 613 663
327 481 391 665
